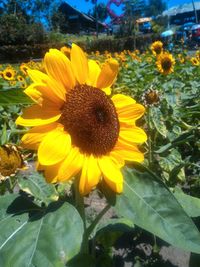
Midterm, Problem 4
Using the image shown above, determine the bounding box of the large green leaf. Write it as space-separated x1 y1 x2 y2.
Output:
17 171 59 206
173 187 200 218
0 193 84 267
105 166 200 254
0 88 33 105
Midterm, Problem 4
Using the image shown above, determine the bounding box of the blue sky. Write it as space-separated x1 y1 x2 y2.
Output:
66 0 193 15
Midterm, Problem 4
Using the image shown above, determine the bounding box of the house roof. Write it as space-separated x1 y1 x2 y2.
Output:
61 0 106 27
162 1 200 17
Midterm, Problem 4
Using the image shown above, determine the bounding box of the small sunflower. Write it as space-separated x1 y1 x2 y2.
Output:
156 52 175 75
151 41 163 56
190 57 199 66
20 63 29 76
2 67 16 81
20 81 27 89
142 88 160 107
0 144 24 181
17 75 25 82
16 44 147 195
9 80 16 86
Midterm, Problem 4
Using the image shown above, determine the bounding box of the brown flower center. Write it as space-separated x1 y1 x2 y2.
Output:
154 46 162 55
161 57 172 71
60 85 119 156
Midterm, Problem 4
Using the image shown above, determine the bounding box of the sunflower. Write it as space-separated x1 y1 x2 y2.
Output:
151 41 163 56
156 52 175 75
2 67 16 81
16 44 147 195
142 88 160 107
0 144 24 181
20 63 29 76
190 57 199 66
17 75 25 82
20 81 27 89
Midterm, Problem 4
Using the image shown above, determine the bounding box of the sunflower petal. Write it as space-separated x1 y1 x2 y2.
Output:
98 156 123 193
112 94 136 109
71 44 88 84
24 84 43 104
118 104 145 124
114 141 144 162
87 59 101 86
16 103 61 127
28 69 66 102
96 58 119 89
40 162 62 183
44 49 76 90
119 126 147 144
21 123 58 150
79 155 101 195
58 147 83 181
38 128 71 165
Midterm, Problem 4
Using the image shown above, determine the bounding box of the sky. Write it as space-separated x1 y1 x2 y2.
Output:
66 0 193 15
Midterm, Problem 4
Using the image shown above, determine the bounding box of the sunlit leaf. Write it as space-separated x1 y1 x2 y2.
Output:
105 166 200 253
0 193 84 266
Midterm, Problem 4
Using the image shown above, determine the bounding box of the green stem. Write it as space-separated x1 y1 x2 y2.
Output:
147 107 152 167
74 179 88 253
86 204 111 239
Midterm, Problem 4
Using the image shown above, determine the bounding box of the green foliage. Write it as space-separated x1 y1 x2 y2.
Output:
0 193 84 267
105 166 200 253
0 14 46 45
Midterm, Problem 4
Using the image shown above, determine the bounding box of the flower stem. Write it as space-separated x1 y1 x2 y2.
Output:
74 179 88 253
147 107 153 167
86 204 111 238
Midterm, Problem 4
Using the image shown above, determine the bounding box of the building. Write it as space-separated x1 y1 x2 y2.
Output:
162 2 200 25
56 1 106 34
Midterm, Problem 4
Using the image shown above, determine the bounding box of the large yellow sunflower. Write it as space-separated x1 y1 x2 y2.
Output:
156 52 175 75
16 44 147 195
150 41 163 56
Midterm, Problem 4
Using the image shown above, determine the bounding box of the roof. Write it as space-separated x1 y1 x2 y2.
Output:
162 2 200 17
60 0 106 27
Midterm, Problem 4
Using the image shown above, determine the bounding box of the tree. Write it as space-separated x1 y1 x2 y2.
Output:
145 0 166 17
91 3 108 22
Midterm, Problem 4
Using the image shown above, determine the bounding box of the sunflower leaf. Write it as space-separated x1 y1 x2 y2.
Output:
105 166 200 254
0 193 84 266
0 88 33 105
17 170 58 206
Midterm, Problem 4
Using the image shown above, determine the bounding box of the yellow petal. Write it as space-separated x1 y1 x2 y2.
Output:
44 49 75 90
71 44 88 84
79 155 101 195
112 94 136 109
58 147 83 182
24 84 43 104
117 104 145 124
87 59 101 86
96 58 119 89
101 87 111 95
114 140 144 162
28 69 66 102
40 162 62 183
38 128 71 165
98 156 123 193
119 126 147 144
21 123 58 150
16 102 61 127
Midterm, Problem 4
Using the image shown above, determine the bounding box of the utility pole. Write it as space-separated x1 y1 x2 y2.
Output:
192 0 198 24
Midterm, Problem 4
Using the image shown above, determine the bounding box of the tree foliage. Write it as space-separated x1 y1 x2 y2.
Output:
145 0 167 17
